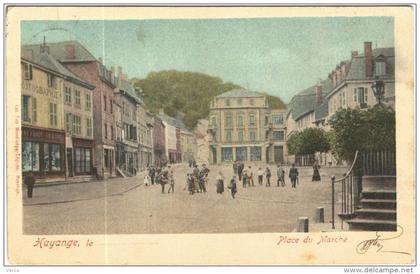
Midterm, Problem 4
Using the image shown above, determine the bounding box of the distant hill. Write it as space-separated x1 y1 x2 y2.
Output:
131 70 286 129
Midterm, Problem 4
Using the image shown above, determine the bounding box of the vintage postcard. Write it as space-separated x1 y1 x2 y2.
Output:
4 6 416 266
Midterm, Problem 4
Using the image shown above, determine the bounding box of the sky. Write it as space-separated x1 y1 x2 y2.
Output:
21 17 394 102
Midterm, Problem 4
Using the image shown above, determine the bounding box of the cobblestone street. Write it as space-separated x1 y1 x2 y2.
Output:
23 164 347 234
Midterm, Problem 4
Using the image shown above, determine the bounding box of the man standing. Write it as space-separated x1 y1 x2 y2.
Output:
24 171 36 198
167 170 175 194
193 165 200 193
242 168 248 188
257 167 264 186
148 166 155 185
238 162 244 181
159 169 169 194
289 164 299 188
247 166 254 187
265 167 271 187
228 176 238 199
277 165 285 187
233 161 238 175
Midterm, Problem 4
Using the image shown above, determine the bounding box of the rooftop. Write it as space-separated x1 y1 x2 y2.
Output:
216 89 265 98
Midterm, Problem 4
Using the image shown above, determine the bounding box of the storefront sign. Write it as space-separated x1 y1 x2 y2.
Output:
22 126 65 143
22 80 60 99
72 137 94 148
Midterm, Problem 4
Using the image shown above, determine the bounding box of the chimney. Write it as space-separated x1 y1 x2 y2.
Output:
40 36 49 53
65 43 76 59
23 49 33 61
351 51 358 58
332 71 337 87
364 41 373 78
316 80 323 105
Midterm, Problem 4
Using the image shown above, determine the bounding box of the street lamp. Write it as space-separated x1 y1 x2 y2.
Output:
371 78 385 105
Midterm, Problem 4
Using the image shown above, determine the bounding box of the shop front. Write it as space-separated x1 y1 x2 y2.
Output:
22 125 65 180
72 137 94 176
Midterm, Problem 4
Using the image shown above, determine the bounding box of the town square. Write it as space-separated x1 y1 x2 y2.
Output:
19 16 396 234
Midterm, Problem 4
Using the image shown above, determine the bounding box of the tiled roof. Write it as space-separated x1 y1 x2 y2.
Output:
314 101 329 121
287 79 331 121
22 41 97 62
117 79 143 104
216 89 264 98
158 113 189 131
21 50 95 89
345 47 395 81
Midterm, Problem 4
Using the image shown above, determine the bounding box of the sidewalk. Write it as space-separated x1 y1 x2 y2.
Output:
22 171 147 206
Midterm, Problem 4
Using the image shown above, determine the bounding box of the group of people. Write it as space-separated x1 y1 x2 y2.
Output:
144 165 175 194
186 164 210 194
143 160 322 199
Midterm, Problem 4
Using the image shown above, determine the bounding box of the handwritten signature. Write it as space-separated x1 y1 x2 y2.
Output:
356 225 410 255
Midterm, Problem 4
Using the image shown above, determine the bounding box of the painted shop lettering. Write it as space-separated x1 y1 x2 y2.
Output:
33 237 80 249
22 81 59 99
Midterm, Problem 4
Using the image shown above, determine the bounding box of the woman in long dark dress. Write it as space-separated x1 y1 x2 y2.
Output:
312 162 321 181
216 171 225 194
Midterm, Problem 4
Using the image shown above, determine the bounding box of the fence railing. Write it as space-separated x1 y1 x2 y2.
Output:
331 151 360 229
361 150 396 176
331 149 396 229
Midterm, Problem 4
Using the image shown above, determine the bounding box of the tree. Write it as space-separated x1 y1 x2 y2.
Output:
286 128 330 155
131 70 287 129
328 105 395 161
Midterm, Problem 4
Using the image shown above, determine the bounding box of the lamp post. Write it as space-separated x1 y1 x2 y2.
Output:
371 78 385 105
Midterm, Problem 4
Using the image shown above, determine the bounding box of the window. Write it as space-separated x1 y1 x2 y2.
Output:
249 114 256 126
225 99 230 106
249 131 256 141
32 97 37 123
375 61 386 76
357 87 368 106
225 114 232 127
85 93 91 111
104 123 108 139
50 144 61 171
272 131 284 141
104 96 107 111
49 102 57 126
43 144 62 172
250 146 262 161
272 114 283 124
75 90 81 107
225 130 232 142
75 148 92 174
22 141 39 171
23 63 32 80
236 147 247 161
22 95 30 122
86 118 92 137
238 130 244 142
265 115 269 125
47 73 55 88
237 114 243 127
110 99 113 114
250 98 255 106
111 126 114 140
72 115 81 135
221 147 233 162
65 113 72 133
65 86 72 105
211 116 216 126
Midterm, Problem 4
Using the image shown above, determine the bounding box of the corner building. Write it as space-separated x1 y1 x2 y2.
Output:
208 89 286 164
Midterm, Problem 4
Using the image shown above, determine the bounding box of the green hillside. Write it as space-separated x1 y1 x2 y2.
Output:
131 70 286 129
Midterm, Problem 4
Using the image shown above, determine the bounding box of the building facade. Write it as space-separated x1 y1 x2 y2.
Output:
21 50 67 181
152 115 166 166
158 112 183 164
114 75 140 176
208 89 286 164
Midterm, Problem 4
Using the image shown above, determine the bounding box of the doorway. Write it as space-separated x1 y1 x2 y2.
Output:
274 146 284 163
66 148 73 177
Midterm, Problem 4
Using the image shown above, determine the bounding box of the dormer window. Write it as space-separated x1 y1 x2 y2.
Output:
375 55 386 76
375 61 386 76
